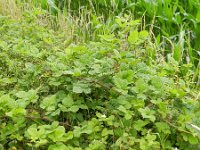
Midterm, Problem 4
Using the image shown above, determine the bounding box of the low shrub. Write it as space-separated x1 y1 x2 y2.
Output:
0 12 199 150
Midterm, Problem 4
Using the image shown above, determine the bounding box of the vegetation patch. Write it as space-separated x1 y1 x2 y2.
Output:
0 1 200 150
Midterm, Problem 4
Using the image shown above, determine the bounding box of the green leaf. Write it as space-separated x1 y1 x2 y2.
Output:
15 89 39 105
139 107 156 122
155 122 171 134
62 94 74 107
73 125 93 137
16 89 39 102
128 31 139 44
48 126 66 142
134 120 149 131
118 105 133 120
0 77 16 85
68 105 80 112
40 95 58 111
48 143 68 150
102 128 113 137
135 78 148 93
113 71 134 92
131 99 145 109
146 133 157 141
63 131 73 141
150 77 163 89
73 82 91 94
115 95 132 109
6 108 26 118
114 77 129 90
139 30 149 40
128 30 148 45
73 126 82 138
81 125 93 134
100 34 118 43
188 135 199 145
26 124 39 141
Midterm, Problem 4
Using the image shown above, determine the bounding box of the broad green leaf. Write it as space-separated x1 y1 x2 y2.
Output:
48 143 68 150
63 131 73 141
0 77 16 85
131 99 145 109
128 31 139 44
135 78 148 93
118 105 133 120
48 126 66 142
26 124 40 142
188 134 199 145
134 120 149 131
114 95 132 109
155 122 171 134
62 94 74 107
139 107 156 122
73 82 91 94
139 30 149 40
102 128 113 136
150 77 163 89
100 34 118 43
73 126 82 138
40 95 58 111
68 105 80 112
6 108 26 118
16 89 39 104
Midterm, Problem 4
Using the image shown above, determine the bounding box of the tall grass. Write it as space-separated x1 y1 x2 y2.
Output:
0 0 22 19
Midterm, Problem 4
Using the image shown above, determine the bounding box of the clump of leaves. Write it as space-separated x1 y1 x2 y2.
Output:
0 11 199 150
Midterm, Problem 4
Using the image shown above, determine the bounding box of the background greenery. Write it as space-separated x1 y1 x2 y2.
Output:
30 0 200 83
34 0 200 66
0 0 199 149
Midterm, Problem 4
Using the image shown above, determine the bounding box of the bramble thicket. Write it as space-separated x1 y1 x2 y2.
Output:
0 0 200 149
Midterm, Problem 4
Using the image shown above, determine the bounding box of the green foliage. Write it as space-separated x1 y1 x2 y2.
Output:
37 0 200 74
0 4 200 150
